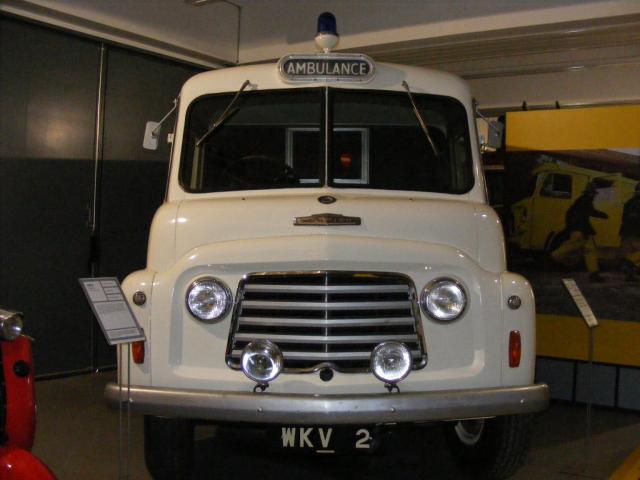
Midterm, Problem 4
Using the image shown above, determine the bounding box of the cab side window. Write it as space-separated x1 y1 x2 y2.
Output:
541 173 572 199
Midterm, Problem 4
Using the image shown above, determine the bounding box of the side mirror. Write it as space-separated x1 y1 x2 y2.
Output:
475 100 504 151
142 98 179 151
143 121 160 151
486 120 504 150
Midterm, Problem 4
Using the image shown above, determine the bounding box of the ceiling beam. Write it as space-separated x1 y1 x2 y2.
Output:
350 14 640 79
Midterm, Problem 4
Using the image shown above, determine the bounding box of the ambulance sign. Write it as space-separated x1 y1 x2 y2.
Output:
278 53 375 83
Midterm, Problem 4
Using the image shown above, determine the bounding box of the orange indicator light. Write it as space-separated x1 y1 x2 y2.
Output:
132 341 145 364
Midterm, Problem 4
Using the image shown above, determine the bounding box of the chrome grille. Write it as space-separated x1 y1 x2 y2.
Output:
226 271 427 373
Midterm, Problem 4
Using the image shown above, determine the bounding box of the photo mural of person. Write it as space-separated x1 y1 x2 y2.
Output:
550 182 608 282
620 183 640 282
502 105 640 406
507 159 636 275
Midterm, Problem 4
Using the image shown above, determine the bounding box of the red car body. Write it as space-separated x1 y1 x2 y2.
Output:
0 335 56 479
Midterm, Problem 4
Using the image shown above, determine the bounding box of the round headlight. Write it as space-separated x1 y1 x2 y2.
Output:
421 278 467 322
241 340 284 384
0 310 23 341
370 341 412 384
186 277 232 322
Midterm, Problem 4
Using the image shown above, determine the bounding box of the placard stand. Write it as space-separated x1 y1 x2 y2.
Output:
118 343 132 480
562 279 599 473
585 326 595 473
78 277 145 479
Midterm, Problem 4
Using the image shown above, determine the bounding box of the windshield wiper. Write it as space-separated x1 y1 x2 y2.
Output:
195 79 250 147
401 80 439 156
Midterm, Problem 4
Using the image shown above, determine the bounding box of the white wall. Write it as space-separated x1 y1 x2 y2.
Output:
469 63 640 112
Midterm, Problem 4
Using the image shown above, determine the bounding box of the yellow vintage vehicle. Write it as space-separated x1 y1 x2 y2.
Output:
510 162 638 264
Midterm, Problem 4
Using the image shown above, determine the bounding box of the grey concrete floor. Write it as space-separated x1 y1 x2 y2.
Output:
32 371 640 480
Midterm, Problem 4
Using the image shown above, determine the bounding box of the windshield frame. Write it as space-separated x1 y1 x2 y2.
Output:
326 87 474 194
179 87 326 194
178 86 475 196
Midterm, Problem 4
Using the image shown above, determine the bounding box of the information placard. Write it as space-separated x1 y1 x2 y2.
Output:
562 279 599 329
79 277 146 345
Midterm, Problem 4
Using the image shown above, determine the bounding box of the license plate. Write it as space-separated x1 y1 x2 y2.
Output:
268 426 377 454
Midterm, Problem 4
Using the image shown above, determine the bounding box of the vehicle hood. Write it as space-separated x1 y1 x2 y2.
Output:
150 191 504 273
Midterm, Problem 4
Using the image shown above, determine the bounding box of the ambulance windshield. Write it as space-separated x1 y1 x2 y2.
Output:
180 88 473 194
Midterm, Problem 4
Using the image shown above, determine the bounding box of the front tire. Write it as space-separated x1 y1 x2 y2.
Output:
444 414 533 480
144 416 194 480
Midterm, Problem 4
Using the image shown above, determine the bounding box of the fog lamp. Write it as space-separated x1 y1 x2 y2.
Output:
241 340 283 385
370 342 412 384
0 308 23 341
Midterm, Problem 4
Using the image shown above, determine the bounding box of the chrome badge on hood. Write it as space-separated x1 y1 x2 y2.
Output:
294 213 361 226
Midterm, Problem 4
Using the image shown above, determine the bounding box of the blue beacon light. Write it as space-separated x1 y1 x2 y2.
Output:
315 12 339 53
317 12 338 36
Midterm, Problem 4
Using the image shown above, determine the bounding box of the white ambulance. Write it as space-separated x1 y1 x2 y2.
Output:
106 14 548 480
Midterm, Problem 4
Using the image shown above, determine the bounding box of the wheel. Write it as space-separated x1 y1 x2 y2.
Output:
144 416 194 480
444 414 534 480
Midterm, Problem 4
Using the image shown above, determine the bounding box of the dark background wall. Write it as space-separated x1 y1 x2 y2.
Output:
0 16 203 375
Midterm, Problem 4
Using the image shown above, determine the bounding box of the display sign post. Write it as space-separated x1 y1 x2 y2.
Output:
562 279 599 329
117 343 132 480
562 279 599 472
79 277 145 345
80 277 142 479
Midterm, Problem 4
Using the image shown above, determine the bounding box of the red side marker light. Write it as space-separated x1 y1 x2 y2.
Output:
132 341 145 364
509 331 521 368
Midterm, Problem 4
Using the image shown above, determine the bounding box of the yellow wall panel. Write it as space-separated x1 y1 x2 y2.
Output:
507 105 640 151
537 314 640 367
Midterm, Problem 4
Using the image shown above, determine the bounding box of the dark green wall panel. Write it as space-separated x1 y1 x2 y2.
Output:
0 17 99 374
1 16 204 374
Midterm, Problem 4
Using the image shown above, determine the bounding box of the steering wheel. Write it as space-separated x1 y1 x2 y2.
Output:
235 155 298 184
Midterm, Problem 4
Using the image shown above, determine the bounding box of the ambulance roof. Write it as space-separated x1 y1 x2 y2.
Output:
179 61 472 107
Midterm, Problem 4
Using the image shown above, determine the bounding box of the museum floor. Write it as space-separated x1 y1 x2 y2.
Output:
32 371 640 480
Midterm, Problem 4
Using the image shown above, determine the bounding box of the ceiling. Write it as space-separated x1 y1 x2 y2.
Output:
351 13 640 79
2 0 640 79
1 0 239 67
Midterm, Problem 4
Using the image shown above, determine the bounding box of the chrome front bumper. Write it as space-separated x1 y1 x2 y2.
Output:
105 383 549 424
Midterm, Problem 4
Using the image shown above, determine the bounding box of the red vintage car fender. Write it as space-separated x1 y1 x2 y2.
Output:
0 447 56 479
1 336 36 450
